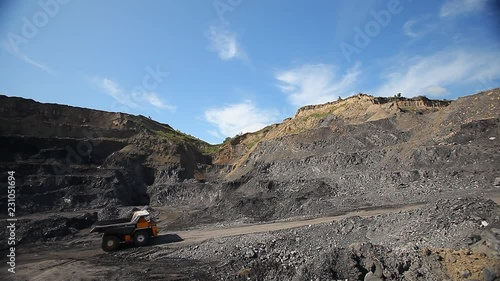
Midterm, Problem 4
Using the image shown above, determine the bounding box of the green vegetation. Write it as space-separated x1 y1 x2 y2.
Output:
307 110 334 120
155 130 189 143
296 107 337 126
199 143 222 155
154 129 221 155
245 138 261 150
123 116 222 156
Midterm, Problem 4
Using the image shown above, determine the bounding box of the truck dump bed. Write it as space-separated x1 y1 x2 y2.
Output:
90 210 151 233
93 218 131 226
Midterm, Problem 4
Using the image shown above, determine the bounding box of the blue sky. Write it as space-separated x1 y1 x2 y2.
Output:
1 0 499 143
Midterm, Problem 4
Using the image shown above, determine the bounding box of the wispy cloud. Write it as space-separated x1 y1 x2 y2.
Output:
1 40 51 73
440 0 487 17
95 78 138 108
207 24 248 62
92 77 175 111
275 63 361 107
143 92 175 110
205 100 279 138
402 15 437 39
404 0 487 40
18 54 51 73
402 20 420 38
420 85 448 96
373 49 500 97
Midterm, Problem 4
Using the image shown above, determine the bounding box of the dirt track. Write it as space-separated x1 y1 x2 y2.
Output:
6 203 428 281
173 203 424 245
5 192 499 281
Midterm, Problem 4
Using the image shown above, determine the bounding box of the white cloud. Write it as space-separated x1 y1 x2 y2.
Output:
92 78 175 111
143 92 176 111
373 49 500 97
17 53 51 73
94 78 138 108
440 0 487 17
403 20 420 38
402 15 437 39
421 85 448 96
1 40 51 73
205 100 279 138
275 63 361 107
208 24 247 61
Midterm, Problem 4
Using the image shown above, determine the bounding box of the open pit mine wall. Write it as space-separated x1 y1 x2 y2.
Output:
0 90 499 220
0 95 211 215
199 90 499 221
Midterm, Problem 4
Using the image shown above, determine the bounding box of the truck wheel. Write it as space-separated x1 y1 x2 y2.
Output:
133 231 150 246
102 235 120 252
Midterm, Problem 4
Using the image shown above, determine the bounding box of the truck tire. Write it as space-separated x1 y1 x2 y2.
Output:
102 235 120 252
133 231 150 247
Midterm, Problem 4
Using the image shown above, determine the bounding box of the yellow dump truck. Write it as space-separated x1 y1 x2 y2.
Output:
90 209 159 252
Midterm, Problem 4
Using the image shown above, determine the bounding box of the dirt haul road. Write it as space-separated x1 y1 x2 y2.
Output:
172 203 424 245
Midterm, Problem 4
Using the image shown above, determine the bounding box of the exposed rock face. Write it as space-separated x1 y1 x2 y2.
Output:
1 89 499 280
0 95 214 215
194 89 499 223
215 91 496 168
0 89 499 223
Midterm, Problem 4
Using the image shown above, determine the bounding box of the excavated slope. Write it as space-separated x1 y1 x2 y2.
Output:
193 90 500 222
0 95 214 215
0 90 499 224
